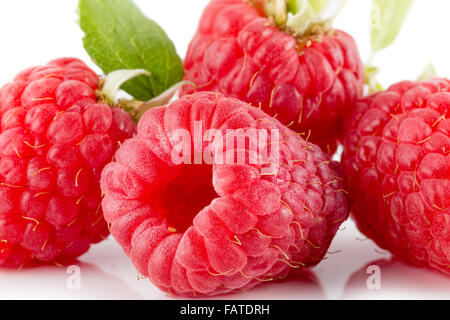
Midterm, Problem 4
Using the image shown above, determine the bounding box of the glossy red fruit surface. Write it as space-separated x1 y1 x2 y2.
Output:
342 78 450 275
0 58 136 268
101 92 349 296
181 0 365 154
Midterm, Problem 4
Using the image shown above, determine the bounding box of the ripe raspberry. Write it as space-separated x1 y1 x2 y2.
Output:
101 92 349 296
0 58 135 268
342 78 450 275
181 0 364 154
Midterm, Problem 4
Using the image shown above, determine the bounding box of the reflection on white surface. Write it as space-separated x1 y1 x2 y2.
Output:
0 220 449 300
343 259 450 300
180 271 326 301
0 260 145 300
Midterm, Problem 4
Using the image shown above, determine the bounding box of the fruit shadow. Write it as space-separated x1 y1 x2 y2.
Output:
0 261 145 299
165 269 326 300
341 258 450 300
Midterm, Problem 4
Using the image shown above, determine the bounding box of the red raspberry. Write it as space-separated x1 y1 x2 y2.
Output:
181 0 364 154
101 92 349 296
0 58 135 268
342 78 450 275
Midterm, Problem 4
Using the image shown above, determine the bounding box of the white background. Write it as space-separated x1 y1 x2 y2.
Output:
0 0 449 300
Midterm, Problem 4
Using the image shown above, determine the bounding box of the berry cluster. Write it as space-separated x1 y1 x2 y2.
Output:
0 0 448 300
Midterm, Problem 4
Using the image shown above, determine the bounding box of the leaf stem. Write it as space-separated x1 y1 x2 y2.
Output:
133 81 195 120
101 69 151 104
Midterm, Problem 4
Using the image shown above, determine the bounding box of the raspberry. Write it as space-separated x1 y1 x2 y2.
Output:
342 78 450 275
0 58 135 268
101 92 349 296
181 0 364 154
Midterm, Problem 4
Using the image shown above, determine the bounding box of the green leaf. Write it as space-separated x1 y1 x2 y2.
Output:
310 0 330 15
371 0 413 53
287 0 300 14
365 65 384 93
79 0 183 101
417 63 438 82
102 69 151 103
288 0 329 15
